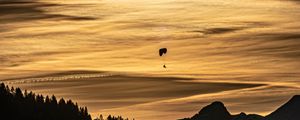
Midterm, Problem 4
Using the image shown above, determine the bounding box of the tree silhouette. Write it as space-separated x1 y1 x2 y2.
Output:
94 114 132 120
0 83 92 120
0 83 134 120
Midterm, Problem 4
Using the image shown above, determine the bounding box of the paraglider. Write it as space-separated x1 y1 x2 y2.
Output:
159 48 167 68
159 48 167 56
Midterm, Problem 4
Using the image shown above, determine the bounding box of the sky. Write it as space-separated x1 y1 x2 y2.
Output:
1 0 300 119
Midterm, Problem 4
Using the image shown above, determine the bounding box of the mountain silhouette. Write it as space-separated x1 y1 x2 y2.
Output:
180 101 263 120
188 101 232 120
181 95 300 120
231 112 263 120
265 95 300 120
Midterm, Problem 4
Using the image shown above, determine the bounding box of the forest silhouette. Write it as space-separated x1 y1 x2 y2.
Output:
0 83 131 120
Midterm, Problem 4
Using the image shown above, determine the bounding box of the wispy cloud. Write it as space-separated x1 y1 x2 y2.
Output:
0 1 96 25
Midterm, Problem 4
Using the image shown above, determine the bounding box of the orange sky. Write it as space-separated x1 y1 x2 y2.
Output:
1 0 300 119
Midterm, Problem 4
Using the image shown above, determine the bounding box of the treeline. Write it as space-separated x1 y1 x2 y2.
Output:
0 83 91 120
94 114 134 120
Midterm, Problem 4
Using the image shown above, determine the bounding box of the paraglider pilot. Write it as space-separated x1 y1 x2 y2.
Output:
159 48 167 68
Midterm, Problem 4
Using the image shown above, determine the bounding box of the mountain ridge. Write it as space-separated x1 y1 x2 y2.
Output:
180 95 300 120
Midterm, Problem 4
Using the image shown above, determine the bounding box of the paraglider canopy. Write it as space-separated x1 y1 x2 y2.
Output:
159 48 167 56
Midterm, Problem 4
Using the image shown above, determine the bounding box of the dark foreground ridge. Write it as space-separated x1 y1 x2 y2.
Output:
180 95 300 120
0 83 132 120
265 95 300 120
